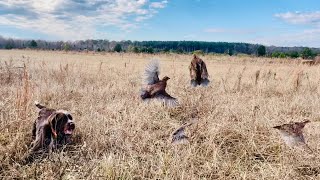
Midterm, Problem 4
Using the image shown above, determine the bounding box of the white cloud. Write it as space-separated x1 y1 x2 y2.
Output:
275 11 320 25
135 14 154 22
249 29 320 47
204 28 225 33
183 34 197 40
0 15 87 40
150 0 168 8
204 28 256 34
0 0 169 40
270 11 320 47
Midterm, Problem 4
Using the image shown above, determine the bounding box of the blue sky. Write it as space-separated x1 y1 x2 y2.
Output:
0 0 320 47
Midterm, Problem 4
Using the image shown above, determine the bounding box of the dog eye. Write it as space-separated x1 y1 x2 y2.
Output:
67 114 73 120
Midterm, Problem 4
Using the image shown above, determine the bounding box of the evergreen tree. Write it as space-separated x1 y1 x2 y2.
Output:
30 40 37 48
113 44 122 52
257 45 266 56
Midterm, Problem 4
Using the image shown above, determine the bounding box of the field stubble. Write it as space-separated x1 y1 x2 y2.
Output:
0 50 320 179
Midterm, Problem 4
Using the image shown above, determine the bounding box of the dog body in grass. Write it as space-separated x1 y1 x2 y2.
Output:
31 101 75 153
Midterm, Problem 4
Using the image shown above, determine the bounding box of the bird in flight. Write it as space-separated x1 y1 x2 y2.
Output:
171 119 197 145
189 54 209 87
140 59 178 107
273 120 312 150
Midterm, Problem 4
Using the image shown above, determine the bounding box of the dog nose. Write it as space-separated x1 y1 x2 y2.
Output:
68 122 75 130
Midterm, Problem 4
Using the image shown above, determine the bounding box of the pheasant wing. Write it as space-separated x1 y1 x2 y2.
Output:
172 126 188 144
273 120 310 147
143 59 160 85
155 91 178 107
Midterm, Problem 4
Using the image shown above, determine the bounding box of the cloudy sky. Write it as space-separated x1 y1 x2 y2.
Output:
0 0 319 47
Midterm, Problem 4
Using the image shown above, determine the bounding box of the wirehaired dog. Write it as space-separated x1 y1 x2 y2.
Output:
31 101 75 153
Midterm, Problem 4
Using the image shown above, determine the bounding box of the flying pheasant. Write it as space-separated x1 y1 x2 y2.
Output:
273 120 311 148
171 120 197 145
140 59 178 107
189 54 209 87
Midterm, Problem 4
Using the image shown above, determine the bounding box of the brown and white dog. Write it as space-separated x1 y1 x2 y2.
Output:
31 101 75 153
189 54 209 87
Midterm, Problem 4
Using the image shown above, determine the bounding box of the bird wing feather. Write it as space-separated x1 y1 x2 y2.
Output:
143 59 160 85
172 127 188 144
155 91 178 107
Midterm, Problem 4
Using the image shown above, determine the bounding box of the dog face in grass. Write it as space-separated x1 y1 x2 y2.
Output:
31 101 75 152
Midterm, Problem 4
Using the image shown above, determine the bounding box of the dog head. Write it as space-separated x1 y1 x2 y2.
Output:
48 110 75 139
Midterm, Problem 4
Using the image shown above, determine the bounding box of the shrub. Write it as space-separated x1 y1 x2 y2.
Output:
279 52 286 58
271 52 280 58
287 51 299 58
63 43 71 51
301 48 317 59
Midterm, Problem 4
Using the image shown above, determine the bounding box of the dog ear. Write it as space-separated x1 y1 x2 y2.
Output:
47 112 58 138
48 112 66 138
48 112 56 127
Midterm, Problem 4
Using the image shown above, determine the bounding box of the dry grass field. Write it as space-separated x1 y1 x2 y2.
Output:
1 50 320 179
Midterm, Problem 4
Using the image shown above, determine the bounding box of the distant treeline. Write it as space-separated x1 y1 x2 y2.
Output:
0 36 319 59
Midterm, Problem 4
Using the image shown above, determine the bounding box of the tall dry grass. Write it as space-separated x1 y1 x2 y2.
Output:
1 50 320 179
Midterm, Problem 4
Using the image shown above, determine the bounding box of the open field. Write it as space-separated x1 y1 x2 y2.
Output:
1 50 320 179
